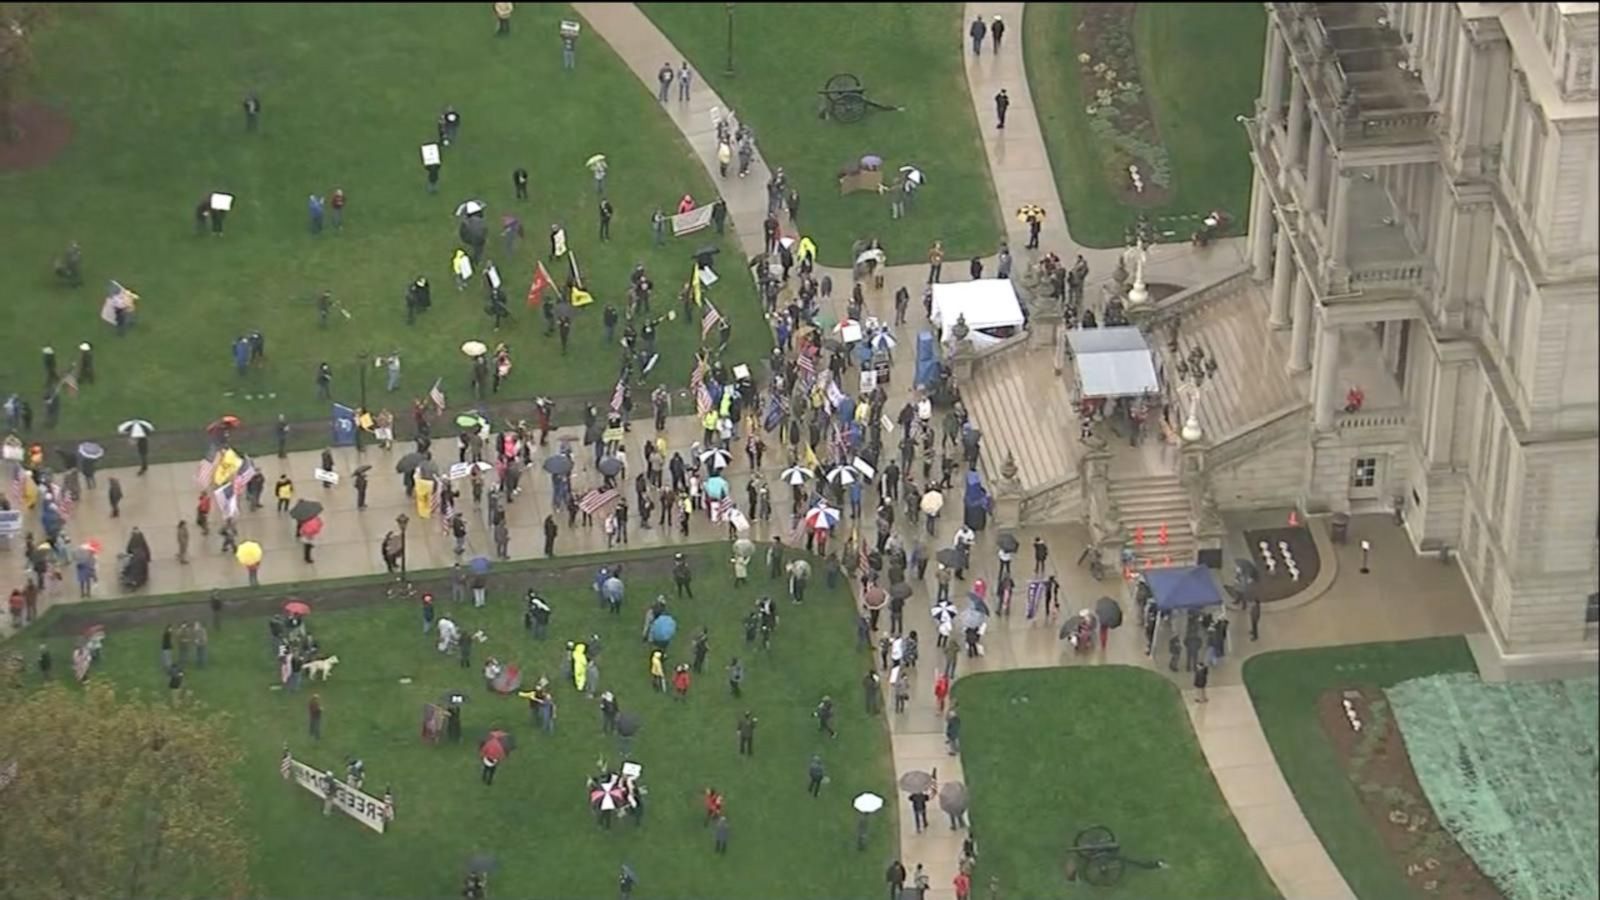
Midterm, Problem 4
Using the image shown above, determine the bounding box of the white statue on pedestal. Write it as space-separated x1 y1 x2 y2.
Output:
1178 381 1203 442
1126 240 1149 306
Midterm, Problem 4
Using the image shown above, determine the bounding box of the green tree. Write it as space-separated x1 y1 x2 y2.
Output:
0 4 51 143
0 681 251 899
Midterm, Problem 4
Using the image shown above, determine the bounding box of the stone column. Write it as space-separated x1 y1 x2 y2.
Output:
1312 321 1342 431
1287 270 1314 373
1261 22 1287 137
1249 171 1274 281
1269 226 1294 329
1304 121 1328 214
1279 76 1308 189
1325 171 1351 279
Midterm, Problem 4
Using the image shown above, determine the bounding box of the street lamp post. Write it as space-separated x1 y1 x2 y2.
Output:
724 3 735 76
354 352 369 454
1175 345 1218 443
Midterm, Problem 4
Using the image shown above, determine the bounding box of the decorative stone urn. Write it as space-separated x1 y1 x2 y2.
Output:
951 313 970 342
1000 450 1019 483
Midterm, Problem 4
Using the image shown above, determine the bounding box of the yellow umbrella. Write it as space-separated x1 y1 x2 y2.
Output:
235 541 262 567
1016 204 1046 223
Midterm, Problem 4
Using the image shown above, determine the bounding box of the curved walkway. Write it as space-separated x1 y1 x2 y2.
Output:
579 5 1355 900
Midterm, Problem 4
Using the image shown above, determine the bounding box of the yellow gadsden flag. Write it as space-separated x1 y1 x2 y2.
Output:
415 476 434 519
569 286 595 308
212 448 242 487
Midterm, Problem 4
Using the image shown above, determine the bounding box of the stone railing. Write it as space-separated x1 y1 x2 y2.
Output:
1347 260 1429 289
1019 473 1082 524
1205 404 1312 471
1335 407 1409 436
1339 108 1441 145
1137 267 1254 331
1079 446 1124 546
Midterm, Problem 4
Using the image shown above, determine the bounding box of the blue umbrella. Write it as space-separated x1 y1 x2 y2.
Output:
469 556 491 575
704 475 729 500
601 576 625 605
648 613 678 644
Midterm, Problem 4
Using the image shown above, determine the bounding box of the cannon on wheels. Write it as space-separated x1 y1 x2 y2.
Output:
817 73 902 123
1065 825 1167 887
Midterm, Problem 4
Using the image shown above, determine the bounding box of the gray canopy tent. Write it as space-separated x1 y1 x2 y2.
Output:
1067 326 1160 399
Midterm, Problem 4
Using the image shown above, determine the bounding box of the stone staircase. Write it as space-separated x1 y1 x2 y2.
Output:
962 345 1080 501
1155 279 1303 442
1108 474 1196 568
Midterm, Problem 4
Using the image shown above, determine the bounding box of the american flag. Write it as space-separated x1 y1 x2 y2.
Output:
701 302 723 340
578 488 619 515
609 379 626 413
7 470 23 508
194 455 218 490
233 458 258 496
429 378 447 415
796 351 816 387
280 748 293 780
857 528 870 572
690 357 713 416
54 485 74 521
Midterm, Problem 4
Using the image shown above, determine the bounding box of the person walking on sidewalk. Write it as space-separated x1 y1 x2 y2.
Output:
967 14 987 55
990 15 1006 52
678 62 693 102
994 89 1010 130
657 62 674 103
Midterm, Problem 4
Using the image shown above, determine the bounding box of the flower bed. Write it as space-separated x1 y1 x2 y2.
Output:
1072 4 1172 206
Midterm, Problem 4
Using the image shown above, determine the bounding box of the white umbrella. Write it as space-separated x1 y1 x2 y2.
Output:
920 490 944 515
118 419 154 438
454 199 486 217
853 249 885 267
461 341 488 358
781 466 813 486
826 465 856 486
899 165 924 186
853 792 884 814
870 331 897 351
700 447 733 470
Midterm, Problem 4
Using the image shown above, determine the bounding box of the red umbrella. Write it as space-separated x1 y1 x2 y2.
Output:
299 517 324 538
481 737 506 764
206 415 242 436
283 600 311 617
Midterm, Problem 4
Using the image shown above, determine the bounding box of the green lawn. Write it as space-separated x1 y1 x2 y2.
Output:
956 666 1278 899
0 3 767 440
1243 638 1480 900
1024 3 1264 247
642 3 1001 267
35 549 894 898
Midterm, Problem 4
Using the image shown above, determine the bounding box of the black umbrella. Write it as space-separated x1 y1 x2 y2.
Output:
289 499 324 522
395 452 426 474
597 457 622 477
997 533 1020 553
935 548 961 567
937 781 969 815
616 712 641 737
1094 597 1123 629
353 464 373 477
543 455 574 476
890 582 914 601
691 245 721 259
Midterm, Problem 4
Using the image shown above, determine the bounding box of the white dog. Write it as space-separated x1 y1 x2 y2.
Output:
304 656 341 681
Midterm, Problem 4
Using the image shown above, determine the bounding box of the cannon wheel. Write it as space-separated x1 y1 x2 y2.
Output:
1084 853 1126 887
825 72 862 94
1073 825 1116 848
833 92 868 123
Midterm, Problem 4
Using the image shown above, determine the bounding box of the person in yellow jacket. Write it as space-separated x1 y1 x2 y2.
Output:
572 642 589 692
649 649 666 692
274 475 294 514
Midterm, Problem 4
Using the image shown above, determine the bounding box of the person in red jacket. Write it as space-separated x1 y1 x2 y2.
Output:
672 664 691 701
703 787 723 825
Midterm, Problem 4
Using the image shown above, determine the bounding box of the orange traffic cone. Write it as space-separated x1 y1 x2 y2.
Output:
1133 526 1145 547
1158 522 1169 546
1288 510 1300 527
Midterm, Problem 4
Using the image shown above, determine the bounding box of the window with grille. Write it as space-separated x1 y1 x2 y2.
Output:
1352 457 1378 489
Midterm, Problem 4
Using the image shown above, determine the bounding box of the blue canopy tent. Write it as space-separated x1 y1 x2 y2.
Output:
1141 565 1225 654
914 331 940 391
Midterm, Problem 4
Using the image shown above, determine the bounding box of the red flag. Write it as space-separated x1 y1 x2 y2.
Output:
526 262 554 308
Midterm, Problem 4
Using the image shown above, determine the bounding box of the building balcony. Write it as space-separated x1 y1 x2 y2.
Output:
1276 2 1442 154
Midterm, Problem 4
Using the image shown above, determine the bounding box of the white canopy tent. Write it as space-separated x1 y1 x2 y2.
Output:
929 280 1025 349
1067 326 1160 398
